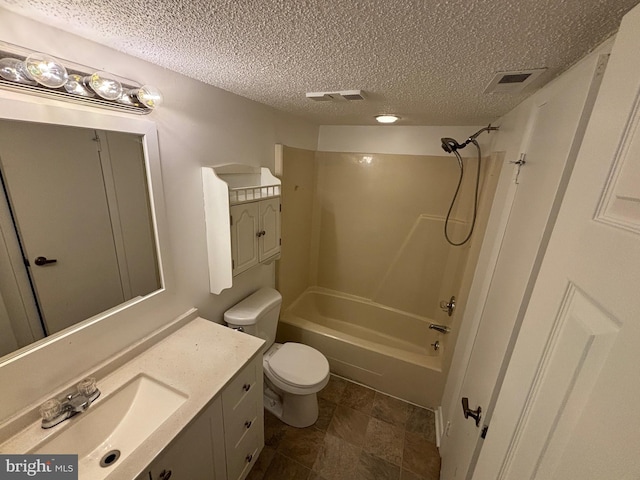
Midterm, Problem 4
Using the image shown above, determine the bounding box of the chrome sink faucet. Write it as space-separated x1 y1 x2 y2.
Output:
429 323 451 334
39 377 100 429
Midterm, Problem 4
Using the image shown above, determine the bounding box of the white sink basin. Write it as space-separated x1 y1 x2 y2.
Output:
31 374 187 479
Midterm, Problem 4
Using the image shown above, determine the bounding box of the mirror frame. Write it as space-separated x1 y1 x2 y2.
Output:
0 94 174 370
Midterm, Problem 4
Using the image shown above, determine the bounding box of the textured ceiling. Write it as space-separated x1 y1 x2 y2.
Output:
1 0 639 125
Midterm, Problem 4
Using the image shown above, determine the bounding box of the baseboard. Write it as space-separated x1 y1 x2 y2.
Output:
435 405 444 448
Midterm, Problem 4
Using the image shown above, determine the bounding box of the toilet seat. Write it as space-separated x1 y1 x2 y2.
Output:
264 343 329 393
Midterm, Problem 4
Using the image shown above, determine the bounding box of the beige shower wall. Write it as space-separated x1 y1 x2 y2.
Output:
309 151 497 319
276 146 317 310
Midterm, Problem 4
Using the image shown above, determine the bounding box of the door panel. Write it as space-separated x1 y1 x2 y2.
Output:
230 203 259 275
258 197 280 261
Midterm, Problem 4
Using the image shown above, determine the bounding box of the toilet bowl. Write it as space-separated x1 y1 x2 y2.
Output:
263 343 329 427
224 288 330 428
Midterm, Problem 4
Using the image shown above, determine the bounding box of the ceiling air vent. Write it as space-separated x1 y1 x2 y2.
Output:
306 90 365 101
484 68 546 94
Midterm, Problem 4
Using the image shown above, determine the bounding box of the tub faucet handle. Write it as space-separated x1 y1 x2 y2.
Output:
429 323 451 334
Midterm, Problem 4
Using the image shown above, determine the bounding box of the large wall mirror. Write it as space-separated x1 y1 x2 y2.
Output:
0 97 170 365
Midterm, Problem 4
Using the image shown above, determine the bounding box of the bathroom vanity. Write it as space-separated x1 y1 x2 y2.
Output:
0 311 265 480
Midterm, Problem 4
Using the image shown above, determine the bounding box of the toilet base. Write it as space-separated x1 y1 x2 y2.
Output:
264 387 283 419
263 382 319 428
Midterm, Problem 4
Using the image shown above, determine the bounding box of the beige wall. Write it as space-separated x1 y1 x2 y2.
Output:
308 151 495 319
276 146 317 309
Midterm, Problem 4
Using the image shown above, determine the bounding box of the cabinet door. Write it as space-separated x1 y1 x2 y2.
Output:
258 198 281 262
149 399 224 480
230 203 259 276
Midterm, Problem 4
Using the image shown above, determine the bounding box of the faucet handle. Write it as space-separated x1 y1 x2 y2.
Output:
39 398 62 422
77 377 97 396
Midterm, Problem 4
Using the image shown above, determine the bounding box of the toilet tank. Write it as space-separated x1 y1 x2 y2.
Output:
223 288 282 350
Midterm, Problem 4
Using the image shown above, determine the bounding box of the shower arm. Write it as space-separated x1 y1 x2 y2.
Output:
458 124 499 151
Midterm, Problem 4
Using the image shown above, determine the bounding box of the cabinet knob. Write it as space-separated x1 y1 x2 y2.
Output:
256 230 266 237
246 454 253 463
243 383 251 392
245 420 252 429
159 469 172 480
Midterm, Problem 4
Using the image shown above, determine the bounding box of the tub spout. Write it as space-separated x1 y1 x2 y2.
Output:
429 323 451 334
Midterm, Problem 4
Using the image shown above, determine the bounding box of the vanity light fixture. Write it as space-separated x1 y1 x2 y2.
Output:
0 40 162 114
375 114 399 124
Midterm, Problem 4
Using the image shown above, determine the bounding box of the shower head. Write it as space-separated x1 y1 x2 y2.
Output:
441 138 462 154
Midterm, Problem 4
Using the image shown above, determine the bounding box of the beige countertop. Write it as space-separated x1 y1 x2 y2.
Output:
0 314 265 479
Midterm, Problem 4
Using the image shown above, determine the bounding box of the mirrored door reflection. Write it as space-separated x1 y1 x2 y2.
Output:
0 120 161 357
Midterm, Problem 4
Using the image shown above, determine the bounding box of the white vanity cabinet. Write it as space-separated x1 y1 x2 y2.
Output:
202 164 281 294
137 398 226 480
220 353 264 480
135 354 263 480
230 197 281 276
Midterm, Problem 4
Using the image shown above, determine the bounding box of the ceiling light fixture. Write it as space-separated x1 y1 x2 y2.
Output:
0 40 162 114
375 114 399 124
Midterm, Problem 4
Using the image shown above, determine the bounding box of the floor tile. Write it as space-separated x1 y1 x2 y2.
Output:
371 392 410 428
277 425 325 468
315 397 337 431
312 433 361 480
340 382 375 414
363 417 405 466
357 451 401 480
327 405 370 446
405 405 437 444
263 452 311 480
246 446 276 480
403 431 441 480
250 376 440 480
319 375 348 404
400 469 426 480
264 410 290 448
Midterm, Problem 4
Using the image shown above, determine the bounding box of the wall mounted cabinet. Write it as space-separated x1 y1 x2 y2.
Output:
202 164 281 294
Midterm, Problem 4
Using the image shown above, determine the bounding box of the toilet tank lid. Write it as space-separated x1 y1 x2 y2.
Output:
224 287 282 325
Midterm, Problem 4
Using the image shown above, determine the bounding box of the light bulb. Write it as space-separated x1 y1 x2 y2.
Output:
0 58 37 85
116 92 136 105
64 74 95 97
132 84 163 109
85 71 123 100
24 53 68 88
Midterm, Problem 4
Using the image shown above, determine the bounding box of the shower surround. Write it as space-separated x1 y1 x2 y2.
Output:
276 146 500 407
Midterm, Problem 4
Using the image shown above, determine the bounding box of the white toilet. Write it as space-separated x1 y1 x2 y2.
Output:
224 287 330 428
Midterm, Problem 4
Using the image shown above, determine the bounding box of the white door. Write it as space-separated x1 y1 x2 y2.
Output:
438 48 609 478
230 202 260 275
258 197 281 261
0 121 124 334
473 4 640 478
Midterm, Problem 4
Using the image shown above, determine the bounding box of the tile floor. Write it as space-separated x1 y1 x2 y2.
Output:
247 375 441 480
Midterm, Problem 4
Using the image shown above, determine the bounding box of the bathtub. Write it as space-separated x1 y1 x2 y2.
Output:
277 287 445 408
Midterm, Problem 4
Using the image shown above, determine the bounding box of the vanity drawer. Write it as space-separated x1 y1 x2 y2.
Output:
225 396 259 449
222 359 259 412
227 424 260 480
